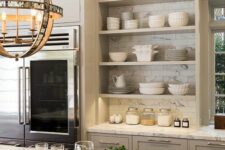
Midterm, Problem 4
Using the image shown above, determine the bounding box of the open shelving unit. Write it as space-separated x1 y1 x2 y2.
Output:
100 94 195 99
99 0 193 7
96 0 200 126
99 26 196 35
99 61 196 66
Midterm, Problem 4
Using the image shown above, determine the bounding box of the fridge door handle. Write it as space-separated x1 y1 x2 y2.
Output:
25 67 31 125
18 67 24 125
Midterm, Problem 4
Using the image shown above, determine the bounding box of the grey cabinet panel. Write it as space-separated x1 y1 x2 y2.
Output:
88 133 132 150
133 136 188 150
53 0 80 25
189 140 225 150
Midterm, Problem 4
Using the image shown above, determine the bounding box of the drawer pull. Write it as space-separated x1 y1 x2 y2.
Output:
99 140 120 145
148 139 171 143
208 142 225 147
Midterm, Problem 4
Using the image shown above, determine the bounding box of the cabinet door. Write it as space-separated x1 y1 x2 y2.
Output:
133 136 188 150
0 54 24 145
52 0 80 25
189 140 225 150
88 133 132 150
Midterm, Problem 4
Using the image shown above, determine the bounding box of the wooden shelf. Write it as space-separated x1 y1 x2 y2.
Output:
99 61 196 66
99 0 193 7
100 94 195 99
99 26 196 35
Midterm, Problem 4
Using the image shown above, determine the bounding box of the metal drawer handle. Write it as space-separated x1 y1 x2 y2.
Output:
208 142 225 147
148 139 171 143
99 140 120 145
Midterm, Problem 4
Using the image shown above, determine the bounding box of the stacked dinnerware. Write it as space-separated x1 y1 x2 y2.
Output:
107 17 120 30
134 12 149 28
109 87 132 94
168 83 189 95
139 82 165 95
165 49 187 61
124 19 138 29
121 12 134 29
168 12 189 27
148 15 165 28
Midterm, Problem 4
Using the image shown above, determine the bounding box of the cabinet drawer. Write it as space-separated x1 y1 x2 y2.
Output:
189 139 225 150
88 133 131 150
133 136 188 150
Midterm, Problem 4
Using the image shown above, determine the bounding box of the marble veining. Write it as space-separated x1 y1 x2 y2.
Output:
88 123 225 142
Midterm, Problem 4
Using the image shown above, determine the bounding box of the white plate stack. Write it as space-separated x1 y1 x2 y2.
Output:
165 49 187 61
168 84 189 95
139 82 165 95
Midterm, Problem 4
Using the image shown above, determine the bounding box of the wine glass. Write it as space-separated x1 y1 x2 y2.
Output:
51 143 65 150
74 141 94 150
35 143 48 150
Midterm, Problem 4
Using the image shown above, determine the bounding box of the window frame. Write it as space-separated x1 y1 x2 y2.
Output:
210 5 225 121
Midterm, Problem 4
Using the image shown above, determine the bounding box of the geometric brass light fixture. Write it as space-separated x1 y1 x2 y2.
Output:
0 0 63 60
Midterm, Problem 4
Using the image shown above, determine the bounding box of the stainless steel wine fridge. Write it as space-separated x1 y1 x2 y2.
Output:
0 26 80 149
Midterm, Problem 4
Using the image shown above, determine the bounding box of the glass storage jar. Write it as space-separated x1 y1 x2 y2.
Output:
141 108 155 126
157 108 172 127
126 107 140 125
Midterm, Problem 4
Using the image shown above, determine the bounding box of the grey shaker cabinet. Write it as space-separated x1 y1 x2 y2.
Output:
133 136 188 150
52 0 81 25
88 133 132 150
189 140 225 150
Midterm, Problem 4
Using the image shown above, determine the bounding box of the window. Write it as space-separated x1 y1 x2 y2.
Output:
212 7 225 115
214 32 225 114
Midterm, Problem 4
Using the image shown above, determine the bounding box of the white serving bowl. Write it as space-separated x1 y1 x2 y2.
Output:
148 15 165 28
168 87 189 95
139 82 165 88
139 87 165 95
168 83 189 89
109 52 128 62
168 12 189 27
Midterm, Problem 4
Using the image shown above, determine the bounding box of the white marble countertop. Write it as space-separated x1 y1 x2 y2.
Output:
0 145 31 150
88 123 225 141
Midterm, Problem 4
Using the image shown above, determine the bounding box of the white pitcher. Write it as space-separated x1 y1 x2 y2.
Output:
112 74 126 88
132 45 158 62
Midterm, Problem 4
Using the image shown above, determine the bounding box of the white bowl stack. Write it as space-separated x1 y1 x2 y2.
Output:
121 12 134 29
168 83 189 95
168 12 189 27
107 17 120 30
148 15 165 28
139 82 165 95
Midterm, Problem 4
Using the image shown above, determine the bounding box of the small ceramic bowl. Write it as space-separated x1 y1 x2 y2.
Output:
109 52 128 62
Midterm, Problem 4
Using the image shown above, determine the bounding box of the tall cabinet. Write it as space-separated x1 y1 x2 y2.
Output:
96 0 201 126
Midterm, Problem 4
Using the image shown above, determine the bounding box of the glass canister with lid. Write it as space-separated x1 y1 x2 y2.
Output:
125 107 140 125
141 108 155 126
157 108 172 127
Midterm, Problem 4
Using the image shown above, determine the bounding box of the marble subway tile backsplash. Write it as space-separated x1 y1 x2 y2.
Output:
109 97 197 127
109 65 196 94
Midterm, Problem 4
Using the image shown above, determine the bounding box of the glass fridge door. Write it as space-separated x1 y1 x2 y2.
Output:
24 50 78 143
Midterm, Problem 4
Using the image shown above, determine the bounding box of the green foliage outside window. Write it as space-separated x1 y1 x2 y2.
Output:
215 33 225 113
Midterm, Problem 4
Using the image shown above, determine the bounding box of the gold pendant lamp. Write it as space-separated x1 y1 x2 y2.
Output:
0 0 63 60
